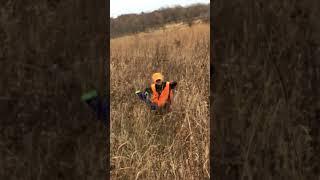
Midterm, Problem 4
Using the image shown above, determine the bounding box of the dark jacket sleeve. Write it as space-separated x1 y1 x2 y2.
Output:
145 87 152 94
169 81 177 90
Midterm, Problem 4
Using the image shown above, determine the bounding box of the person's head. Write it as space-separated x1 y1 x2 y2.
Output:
152 72 164 85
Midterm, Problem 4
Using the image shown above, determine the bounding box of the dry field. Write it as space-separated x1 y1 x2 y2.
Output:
110 22 210 179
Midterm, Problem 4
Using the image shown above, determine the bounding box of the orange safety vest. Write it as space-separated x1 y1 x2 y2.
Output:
151 82 173 107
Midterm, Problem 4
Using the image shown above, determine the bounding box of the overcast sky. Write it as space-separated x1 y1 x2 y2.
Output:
111 0 210 18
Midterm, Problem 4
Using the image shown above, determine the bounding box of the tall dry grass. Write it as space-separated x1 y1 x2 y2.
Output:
212 0 319 179
110 22 210 179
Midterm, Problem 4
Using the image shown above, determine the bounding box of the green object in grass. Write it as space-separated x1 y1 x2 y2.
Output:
81 90 98 101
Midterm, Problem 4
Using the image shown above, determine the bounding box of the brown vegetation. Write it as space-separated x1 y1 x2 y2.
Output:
110 3 209 38
110 23 210 179
212 0 319 179
0 1 107 179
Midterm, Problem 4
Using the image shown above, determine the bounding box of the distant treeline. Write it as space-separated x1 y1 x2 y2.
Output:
110 3 209 38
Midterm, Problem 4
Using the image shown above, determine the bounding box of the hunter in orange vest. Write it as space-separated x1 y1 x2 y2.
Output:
136 72 177 111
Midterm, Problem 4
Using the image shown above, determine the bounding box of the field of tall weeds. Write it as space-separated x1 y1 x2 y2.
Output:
110 22 210 179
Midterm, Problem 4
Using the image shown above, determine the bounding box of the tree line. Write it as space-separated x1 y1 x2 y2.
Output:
110 3 210 38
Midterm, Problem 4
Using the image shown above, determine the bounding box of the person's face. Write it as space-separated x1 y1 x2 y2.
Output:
156 79 162 85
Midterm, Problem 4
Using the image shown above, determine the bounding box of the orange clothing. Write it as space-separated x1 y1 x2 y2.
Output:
150 82 173 107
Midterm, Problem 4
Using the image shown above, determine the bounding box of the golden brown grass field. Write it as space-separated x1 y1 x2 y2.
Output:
110 22 210 179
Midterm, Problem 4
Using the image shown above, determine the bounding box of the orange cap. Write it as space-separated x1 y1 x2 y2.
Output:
152 73 164 83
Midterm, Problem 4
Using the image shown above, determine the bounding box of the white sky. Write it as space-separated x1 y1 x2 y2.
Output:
111 0 210 18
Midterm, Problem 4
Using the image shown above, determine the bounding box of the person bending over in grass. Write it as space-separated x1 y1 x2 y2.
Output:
136 72 177 112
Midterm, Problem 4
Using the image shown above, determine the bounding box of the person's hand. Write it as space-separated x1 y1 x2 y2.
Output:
169 81 177 89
